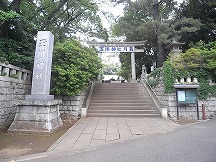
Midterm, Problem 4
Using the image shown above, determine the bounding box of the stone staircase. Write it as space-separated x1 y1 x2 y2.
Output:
87 83 161 117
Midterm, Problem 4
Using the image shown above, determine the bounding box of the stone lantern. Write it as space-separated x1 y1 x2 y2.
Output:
167 40 185 61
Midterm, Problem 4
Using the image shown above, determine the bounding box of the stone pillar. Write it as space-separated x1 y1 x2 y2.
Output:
8 31 62 134
98 52 102 82
131 52 136 83
3 67 9 77
26 31 54 100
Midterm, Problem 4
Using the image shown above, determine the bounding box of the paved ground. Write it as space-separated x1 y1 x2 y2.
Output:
24 119 216 162
48 117 180 152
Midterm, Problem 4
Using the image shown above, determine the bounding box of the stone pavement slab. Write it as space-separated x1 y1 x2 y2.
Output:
48 117 180 152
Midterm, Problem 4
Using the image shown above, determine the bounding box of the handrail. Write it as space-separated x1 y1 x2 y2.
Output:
142 79 164 113
145 80 163 105
82 82 95 110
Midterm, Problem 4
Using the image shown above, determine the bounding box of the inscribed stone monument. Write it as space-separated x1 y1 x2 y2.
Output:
8 31 62 134
26 31 54 100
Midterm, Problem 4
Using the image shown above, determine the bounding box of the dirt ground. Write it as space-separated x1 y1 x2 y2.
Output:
0 120 77 160
174 119 199 125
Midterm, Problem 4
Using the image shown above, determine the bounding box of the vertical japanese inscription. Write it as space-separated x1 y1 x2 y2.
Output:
37 39 47 58
34 39 47 79
31 31 54 95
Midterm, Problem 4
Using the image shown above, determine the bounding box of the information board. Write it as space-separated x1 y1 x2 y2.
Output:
177 89 197 104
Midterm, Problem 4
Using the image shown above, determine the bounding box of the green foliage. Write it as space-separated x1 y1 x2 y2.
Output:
0 38 34 69
163 60 175 93
118 53 132 81
0 10 18 24
161 41 216 100
20 0 108 42
178 0 216 45
147 67 162 88
148 41 216 100
174 69 211 100
0 1 36 69
112 0 202 77
0 0 108 70
173 41 216 80
51 38 102 96
103 63 120 75
172 48 203 70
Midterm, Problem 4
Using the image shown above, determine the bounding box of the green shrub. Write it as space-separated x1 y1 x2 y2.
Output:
51 38 102 96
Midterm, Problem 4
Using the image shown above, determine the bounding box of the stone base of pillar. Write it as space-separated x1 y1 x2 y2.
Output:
25 94 54 101
140 79 145 83
161 108 168 119
8 100 63 134
130 79 137 83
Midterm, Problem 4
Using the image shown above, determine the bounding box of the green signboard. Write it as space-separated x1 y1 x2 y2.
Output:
177 89 197 104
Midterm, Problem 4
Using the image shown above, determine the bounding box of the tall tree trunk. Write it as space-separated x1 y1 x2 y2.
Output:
0 22 9 38
10 0 22 13
152 0 166 67
157 41 165 67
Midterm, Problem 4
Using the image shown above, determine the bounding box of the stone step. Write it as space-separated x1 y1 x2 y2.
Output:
93 90 140 95
91 97 149 100
88 109 160 114
88 106 154 110
89 103 152 106
90 99 152 103
87 113 161 118
87 83 161 118
92 93 141 96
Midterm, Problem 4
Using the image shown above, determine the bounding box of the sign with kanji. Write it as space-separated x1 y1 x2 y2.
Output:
98 46 135 52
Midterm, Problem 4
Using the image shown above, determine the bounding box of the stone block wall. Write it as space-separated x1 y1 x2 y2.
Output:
55 87 90 121
0 63 32 129
0 62 91 127
151 79 216 120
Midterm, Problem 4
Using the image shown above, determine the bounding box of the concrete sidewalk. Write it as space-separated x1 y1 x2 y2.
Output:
48 117 180 152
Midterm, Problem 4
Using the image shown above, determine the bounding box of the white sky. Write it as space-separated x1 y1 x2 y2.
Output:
101 0 184 30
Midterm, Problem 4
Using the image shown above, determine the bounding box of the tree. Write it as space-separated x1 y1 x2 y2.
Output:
177 0 216 48
0 0 36 69
0 0 109 69
172 41 216 81
118 53 131 80
112 0 201 79
113 0 178 67
51 38 102 96
20 0 108 42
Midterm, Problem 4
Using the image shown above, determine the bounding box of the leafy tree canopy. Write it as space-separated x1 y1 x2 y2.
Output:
148 41 216 99
51 38 102 96
177 0 216 47
0 0 109 69
173 41 216 81
112 0 201 79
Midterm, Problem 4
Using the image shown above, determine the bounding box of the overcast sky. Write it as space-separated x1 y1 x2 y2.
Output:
101 0 184 30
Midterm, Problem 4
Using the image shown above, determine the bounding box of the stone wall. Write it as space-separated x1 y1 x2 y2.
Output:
55 87 90 121
151 79 216 120
0 63 32 129
0 62 91 128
